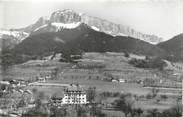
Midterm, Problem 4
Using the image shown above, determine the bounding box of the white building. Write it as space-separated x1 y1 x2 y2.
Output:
62 87 88 104
50 86 88 106
119 79 126 83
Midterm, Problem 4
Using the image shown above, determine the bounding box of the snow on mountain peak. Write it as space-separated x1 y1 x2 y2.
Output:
91 26 100 31
34 22 81 32
15 9 164 44
52 22 81 29
0 29 29 49
0 30 29 39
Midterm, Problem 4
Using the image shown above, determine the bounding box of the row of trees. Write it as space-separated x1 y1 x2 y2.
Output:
113 94 143 117
146 106 182 117
129 57 166 70
113 93 181 117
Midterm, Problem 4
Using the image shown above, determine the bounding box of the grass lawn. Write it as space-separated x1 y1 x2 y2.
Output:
0 52 180 112
47 79 151 95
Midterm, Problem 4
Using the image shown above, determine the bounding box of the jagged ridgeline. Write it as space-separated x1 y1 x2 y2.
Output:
3 9 183 64
13 9 163 44
13 23 166 57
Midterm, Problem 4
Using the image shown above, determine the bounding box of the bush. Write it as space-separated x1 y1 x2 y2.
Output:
124 51 130 58
129 57 166 70
146 93 153 99
99 92 121 98
160 95 168 100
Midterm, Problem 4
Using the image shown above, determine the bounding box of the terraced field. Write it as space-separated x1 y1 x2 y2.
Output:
0 52 181 111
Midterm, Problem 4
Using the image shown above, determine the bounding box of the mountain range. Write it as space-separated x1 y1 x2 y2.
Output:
13 9 163 44
1 9 183 62
13 23 166 58
0 9 165 50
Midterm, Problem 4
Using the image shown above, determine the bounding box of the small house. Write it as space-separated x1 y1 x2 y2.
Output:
112 79 118 82
119 79 126 83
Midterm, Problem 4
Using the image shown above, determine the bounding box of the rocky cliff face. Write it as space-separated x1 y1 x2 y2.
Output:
48 9 163 44
50 9 82 23
16 9 163 44
0 30 29 50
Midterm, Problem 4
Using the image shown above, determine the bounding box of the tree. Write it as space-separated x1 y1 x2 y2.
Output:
130 108 137 117
160 95 168 101
1 46 14 79
61 51 72 62
86 87 96 103
60 45 83 63
94 106 106 117
130 108 143 117
50 106 67 117
161 106 182 117
150 57 166 71
151 87 159 98
76 105 88 117
52 67 59 79
89 104 106 117
0 84 6 91
124 51 130 58
135 108 143 117
23 91 50 117
17 97 27 108
114 94 134 117
128 57 166 70
146 109 161 117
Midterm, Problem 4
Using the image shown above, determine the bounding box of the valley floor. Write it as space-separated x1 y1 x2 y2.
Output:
0 52 181 117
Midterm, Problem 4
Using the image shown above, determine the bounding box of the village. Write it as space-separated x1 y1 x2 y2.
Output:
0 52 182 117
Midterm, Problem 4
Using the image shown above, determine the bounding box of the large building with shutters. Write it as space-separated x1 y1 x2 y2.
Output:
50 85 88 106
62 86 88 104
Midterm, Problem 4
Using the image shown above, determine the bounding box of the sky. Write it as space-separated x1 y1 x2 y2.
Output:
0 0 182 40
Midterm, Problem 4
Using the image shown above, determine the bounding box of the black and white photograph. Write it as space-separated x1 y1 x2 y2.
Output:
0 0 182 116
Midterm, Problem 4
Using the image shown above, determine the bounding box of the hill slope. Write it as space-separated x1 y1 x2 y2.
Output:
13 23 165 58
158 33 183 61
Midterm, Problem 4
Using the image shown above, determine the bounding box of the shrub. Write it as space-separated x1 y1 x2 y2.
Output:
128 57 166 70
146 93 153 99
160 95 168 100
124 51 130 58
